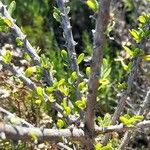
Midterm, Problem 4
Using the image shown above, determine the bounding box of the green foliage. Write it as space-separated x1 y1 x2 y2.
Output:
57 119 65 129
61 49 68 60
0 17 11 32
25 66 36 77
53 7 61 22
8 1 16 16
86 67 91 76
86 0 99 12
2 50 12 64
68 72 77 83
77 53 85 65
120 114 144 127
95 143 112 150
16 37 23 47
75 97 86 110
62 98 71 116
36 87 44 98
0 0 150 149
97 113 111 127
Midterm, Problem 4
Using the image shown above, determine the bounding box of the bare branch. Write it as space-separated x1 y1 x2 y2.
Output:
0 120 150 142
85 0 111 134
102 20 150 145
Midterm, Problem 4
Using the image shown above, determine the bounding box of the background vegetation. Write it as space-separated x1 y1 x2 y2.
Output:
0 0 150 149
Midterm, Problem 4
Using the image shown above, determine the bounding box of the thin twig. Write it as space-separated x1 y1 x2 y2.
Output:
119 88 150 150
102 20 150 145
55 0 81 100
56 0 80 75
0 107 33 127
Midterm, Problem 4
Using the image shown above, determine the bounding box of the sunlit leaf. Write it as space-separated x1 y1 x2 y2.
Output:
86 0 98 12
61 49 68 59
8 1 16 16
36 87 44 97
4 19 12 27
142 55 150 61
138 15 146 24
49 94 55 102
57 119 65 129
77 53 85 64
2 50 12 64
16 37 23 47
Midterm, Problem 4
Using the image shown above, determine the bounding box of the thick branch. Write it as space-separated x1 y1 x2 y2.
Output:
0 120 150 142
85 0 110 133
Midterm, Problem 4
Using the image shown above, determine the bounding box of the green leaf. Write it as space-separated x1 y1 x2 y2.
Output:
97 116 103 126
95 143 102 150
58 79 65 87
86 67 91 76
61 49 68 59
46 87 54 94
95 143 112 150
16 37 23 47
138 15 146 24
75 97 86 110
59 86 69 96
8 1 16 16
2 50 12 64
64 106 71 116
129 29 141 43
69 72 77 83
123 45 134 57
57 119 64 129
49 94 55 102
53 7 61 22
133 48 144 57
142 55 150 61
78 82 86 91
103 113 111 127
119 114 143 126
62 98 67 108
77 53 85 64
119 116 130 125
35 99 42 106
25 67 36 77
101 143 112 150
102 68 111 79
120 60 129 71
86 0 99 12
117 82 127 90
133 115 144 121
4 19 12 27
29 131 38 141
36 87 44 97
